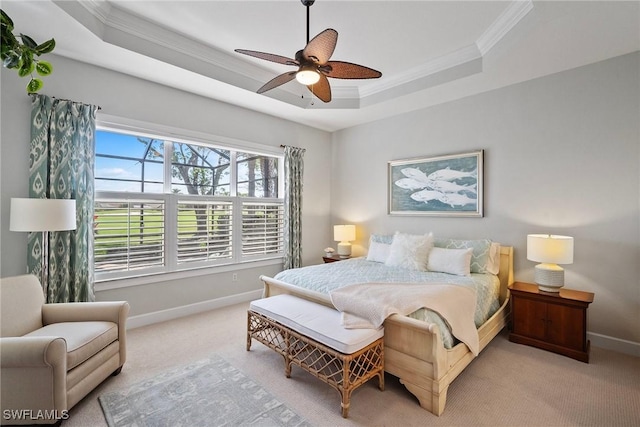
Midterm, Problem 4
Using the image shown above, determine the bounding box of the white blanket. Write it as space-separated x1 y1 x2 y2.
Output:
329 282 479 355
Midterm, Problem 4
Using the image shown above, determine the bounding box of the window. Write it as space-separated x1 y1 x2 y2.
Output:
94 128 283 281
177 201 232 264
94 199 165 273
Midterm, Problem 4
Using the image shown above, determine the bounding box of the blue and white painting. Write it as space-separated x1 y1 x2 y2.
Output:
388 150 483 217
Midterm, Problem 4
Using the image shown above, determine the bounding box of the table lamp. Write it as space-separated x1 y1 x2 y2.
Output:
10 198 77 295
334 225 356 258
527 234 574 292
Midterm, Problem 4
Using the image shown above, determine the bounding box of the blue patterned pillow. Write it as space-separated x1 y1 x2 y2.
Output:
370 234 394 244
433 238 493 274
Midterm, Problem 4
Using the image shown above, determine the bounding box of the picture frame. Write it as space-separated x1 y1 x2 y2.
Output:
388 150 483 217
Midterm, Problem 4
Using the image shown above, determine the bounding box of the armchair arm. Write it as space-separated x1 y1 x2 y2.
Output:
42 301 130 366
42 301 129 325
1 337 68 414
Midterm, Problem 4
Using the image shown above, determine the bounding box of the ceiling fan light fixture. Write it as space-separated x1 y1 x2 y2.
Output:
296 68 320 85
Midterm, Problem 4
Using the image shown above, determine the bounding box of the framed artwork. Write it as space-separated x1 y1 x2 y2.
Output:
388 150 483 217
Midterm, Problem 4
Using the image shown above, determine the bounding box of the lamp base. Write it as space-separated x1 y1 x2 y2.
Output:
534 263 565 292
337 242 352 258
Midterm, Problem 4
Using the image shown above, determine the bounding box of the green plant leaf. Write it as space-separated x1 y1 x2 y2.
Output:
0 9 14 30
20 33 37 49
18 60 34 77
1 28 18 47
1 43 10 60
20 50 33 72
35 60 52 76
36 38 55 55
26 78 43 93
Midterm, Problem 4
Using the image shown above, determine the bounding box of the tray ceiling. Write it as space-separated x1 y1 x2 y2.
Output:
3 1 639 131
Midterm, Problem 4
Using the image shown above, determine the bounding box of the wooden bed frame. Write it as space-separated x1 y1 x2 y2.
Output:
259 246 514 416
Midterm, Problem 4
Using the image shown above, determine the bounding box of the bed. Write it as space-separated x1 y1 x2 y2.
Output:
259 241 514 416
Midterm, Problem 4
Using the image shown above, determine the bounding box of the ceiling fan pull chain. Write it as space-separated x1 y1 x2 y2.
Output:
302 86 315 106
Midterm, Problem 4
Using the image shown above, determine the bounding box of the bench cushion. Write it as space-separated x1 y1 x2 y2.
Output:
250 295 383 354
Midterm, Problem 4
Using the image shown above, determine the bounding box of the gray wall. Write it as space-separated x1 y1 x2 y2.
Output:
331 52 640 346
2 50 638 348
0 54 332 316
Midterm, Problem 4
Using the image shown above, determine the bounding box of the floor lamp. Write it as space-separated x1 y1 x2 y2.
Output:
10 198 77 297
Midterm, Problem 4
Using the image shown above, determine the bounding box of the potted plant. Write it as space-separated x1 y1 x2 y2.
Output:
1 9 55 93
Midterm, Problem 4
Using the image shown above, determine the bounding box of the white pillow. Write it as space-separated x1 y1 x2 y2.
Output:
433 238 492 273
427 247 473 276
487 242 501 275
385 232 433 271
366 241 391 263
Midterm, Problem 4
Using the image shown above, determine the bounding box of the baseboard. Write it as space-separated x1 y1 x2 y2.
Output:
588 331 640 357
126 289 263 330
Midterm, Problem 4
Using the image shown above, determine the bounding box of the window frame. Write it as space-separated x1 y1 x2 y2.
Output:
94 115 285 286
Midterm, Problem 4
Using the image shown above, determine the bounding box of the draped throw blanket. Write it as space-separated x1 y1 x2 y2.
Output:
330 282 480 355
29 94 98 303
282 145 305 270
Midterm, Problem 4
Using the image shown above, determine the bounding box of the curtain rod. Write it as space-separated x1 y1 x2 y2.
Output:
28 94 102 110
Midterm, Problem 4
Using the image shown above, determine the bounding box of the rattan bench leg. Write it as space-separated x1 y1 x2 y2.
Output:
341 392 350 418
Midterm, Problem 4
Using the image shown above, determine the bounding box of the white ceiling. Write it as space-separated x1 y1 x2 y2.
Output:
3 1 639 132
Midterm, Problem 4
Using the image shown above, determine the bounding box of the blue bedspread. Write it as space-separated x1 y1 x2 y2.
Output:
274 257 500 349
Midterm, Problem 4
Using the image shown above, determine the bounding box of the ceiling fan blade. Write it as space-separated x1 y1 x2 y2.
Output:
257 71 297 94
323 61 382 79
303 29 338 65
235 49 298 66
308 74 331 103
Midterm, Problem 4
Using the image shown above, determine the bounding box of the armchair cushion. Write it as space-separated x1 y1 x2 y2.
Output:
24 322 118 370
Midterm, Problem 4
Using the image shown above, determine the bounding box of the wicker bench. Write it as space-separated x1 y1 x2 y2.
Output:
247 294 384 418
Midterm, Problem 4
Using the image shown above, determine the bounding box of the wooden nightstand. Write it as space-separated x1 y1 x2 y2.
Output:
508 282 594 363
322 255 348 263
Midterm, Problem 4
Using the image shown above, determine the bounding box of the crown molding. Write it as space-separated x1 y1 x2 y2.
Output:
94 2 261 78
54 0 534 110
476 0 534 56
76 0 111 24
360 44 482 98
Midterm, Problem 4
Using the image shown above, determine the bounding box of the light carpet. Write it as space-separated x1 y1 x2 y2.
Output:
99 354 311 427
63 302 640 427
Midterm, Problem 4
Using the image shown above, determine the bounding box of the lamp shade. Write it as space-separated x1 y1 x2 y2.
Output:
10 198 77 232
334 225 356 242
527 234 573 265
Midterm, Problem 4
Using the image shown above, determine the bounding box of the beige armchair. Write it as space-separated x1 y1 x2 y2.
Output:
0 275 129 425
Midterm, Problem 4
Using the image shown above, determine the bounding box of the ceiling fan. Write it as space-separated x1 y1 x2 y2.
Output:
235 0 382 103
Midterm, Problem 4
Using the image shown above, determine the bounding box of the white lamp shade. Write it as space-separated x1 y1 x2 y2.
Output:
10 198 77 232
333 225 356 242
527 234 574 265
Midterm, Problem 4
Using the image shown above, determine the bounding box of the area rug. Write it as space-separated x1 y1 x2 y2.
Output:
99 355 311 427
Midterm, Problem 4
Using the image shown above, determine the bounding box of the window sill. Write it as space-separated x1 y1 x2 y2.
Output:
95 258 283 292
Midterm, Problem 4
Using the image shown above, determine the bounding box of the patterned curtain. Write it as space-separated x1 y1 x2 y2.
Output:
282 145 305 270
29 94 98 303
